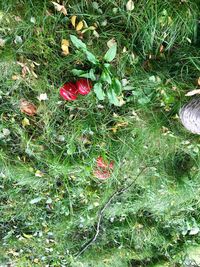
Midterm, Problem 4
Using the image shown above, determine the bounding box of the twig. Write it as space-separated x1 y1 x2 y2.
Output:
75 166 147 258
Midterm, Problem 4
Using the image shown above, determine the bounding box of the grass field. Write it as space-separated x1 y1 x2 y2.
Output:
0 0 200 266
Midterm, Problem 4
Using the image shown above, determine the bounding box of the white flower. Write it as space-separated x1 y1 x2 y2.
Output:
126 0 134 11
2 128 10 136
37 93 48 101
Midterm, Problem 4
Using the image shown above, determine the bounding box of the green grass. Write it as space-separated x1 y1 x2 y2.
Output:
0 0 200 266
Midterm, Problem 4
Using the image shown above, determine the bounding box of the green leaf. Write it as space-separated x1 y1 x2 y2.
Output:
88 69 96 81
138 97 150 105
72 68 96 81
67 143 76 155
30 197 43 204
104 44 117 62
85 51 98 65
70 35 87 50
163 95 175 104
101 69 112 84
104 63 111 68
112 78 122 95
94 83 105 100
72 69 85 76
107 88 120 106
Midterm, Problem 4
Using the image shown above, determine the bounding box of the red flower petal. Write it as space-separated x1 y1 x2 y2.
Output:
96 157 114 170
96 157 108 169
109 161 114 169
93 169 111 179
63 82 78 94
94 156 114 179
60 82 78 101
76 78 92 95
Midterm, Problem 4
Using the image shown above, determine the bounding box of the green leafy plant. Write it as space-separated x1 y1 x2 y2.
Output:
70 35 122 106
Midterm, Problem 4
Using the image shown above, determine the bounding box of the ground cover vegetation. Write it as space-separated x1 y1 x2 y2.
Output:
0 0 200 266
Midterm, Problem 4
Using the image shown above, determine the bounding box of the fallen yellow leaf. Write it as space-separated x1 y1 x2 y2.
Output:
52 1 67 16
61 39 69 56
23 233 33 239
185 89 200 96
111 122 128 133
22 117 30 127
71 15 77 28
76 21 84 31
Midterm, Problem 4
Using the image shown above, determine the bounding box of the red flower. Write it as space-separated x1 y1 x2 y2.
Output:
76 78 92 95
60 82 78 101
94 156 114 180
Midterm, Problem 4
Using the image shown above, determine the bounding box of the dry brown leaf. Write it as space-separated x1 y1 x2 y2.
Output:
21 66 29 78
21 66 27 78
17 60 39 79
76 21 84 31
126 0 134 11
52 1 67 16
61 39 69 56
71 15 77 28
185 89 200 96
17 62 30 78
198 77 200 86
77 31 84 39
20 99 37 116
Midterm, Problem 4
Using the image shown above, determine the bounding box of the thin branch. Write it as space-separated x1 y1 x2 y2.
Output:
75 166 147 258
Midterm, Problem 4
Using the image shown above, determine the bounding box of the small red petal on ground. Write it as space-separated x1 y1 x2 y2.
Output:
94 156 114 179
96 157 108 169
93 169 111 179
96 157 114 169
109 161 114 169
